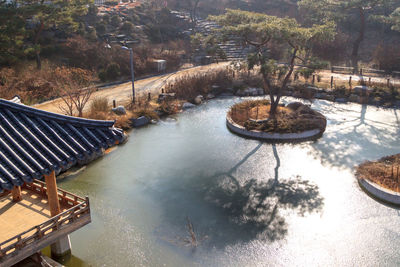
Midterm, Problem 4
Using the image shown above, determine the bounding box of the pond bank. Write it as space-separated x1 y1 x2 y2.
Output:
58 97 400 266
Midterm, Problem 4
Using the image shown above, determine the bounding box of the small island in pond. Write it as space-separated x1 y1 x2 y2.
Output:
226 100 327 142
357 154 400 205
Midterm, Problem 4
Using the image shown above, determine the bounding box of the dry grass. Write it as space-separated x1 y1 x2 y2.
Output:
357 154 400 193
166 68 234 100
90 97 109 113
0 61 96 105
229 100 326 134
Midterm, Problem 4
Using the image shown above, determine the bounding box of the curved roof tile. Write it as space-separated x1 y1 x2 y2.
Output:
0 99 126 193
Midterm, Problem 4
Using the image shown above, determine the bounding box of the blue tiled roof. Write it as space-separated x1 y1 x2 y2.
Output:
0 99 126 192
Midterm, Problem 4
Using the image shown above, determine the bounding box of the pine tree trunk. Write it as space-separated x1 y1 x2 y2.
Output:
36 52 42 70
34 21 45 70
269 48 298 116
351 7 365 74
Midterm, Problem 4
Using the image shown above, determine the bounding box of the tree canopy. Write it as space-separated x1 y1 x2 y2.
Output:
0 0 91 68
0 1 26 65
298 0 400 71
209 9 336 115
390 8 400 32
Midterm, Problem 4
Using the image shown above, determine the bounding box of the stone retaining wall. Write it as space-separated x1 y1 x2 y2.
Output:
226 114 323 142
358 178 400 205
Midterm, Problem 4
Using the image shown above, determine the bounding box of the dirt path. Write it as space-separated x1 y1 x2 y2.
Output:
35 62 230 114
317 70 400 86
35 61 400 115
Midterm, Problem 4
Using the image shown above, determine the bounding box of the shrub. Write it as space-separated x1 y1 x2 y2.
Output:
0 62 95 104
373 44 400 72
120 22 134 34
296 68 314 82
90 97 109 114
110 15 121 27
96 24 106 35
132 108 159 120
166 68 234 100
99 63 121 82
62 36 107 70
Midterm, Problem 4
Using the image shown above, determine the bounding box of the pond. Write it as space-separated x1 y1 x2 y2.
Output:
58 97 400 266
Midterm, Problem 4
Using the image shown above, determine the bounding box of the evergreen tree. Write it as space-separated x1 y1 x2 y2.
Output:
210 9 335 116
15 0 91 69
0 1 26 65
298 0 399 72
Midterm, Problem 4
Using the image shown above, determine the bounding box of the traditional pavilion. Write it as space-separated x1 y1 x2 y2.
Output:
0 97 126 266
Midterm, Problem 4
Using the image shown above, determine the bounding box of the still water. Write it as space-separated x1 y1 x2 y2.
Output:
58 97 400 266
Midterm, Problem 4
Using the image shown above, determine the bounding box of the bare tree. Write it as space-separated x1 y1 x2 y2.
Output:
58 86 95 117
54 67 95 117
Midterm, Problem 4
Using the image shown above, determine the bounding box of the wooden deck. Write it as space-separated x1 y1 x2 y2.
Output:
0 188 68 244
0 180 91 266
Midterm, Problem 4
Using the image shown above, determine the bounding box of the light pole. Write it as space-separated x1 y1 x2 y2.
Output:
122 46 135 104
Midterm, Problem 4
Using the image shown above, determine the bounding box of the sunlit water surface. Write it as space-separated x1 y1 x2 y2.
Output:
58 97 400 266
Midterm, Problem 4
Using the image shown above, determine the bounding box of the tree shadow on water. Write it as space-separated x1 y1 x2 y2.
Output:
201 144 324 247
309 103 400 169
157 143 324 250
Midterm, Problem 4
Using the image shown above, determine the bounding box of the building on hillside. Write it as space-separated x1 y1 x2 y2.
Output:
0 97 126 266
94 0 106 5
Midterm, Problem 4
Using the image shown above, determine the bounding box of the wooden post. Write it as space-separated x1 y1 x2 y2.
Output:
312 75 315 84
256 106 259 120
46 170 72 258
113 100 116 108
331 76 333 88
12 186 22 202
162 88 164 94
44 171 60 217
349 76 352 86
387 79 391 87
148 92 151 102
369 77 371 86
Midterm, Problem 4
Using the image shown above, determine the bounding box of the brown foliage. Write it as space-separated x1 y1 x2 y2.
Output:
165 68 234 100
357 154 400 193
229 100 326 134
373 44 400 72
311 32 349 65
53 66 95 117
0 62 94 104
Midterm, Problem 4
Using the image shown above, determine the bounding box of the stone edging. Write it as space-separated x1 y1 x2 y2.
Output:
226 114 323 142
358 178 400 205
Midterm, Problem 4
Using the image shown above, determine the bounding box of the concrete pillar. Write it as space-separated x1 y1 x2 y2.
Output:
11 186 22 202
51 235 72 258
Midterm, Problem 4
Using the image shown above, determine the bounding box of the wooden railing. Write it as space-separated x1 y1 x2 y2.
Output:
332 66 355 74
0 180 91 265
24 179 85 208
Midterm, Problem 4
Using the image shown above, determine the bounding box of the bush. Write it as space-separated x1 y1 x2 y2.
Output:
165 68 234 100
132 108 159 120
96 24 106 35
373 44 400 72
99 63 121 82
110 15 121 27
120 22 134 34
62 36 107 70
90 97 109 113
0 62 95 104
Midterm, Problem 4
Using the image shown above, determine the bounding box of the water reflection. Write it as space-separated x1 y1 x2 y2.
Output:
202 143 323 246
157 142 324 250
61 97 400 266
